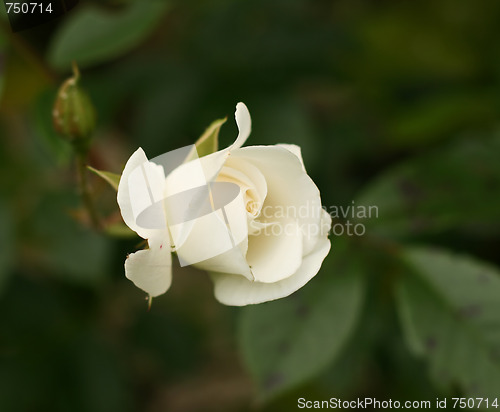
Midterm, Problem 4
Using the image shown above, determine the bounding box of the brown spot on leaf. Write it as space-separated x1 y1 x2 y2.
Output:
468 382 479 395
490 347 500 362
477 272 490 284
426 337 437 351
437 369 450 381
411 217 432 233
296 303 310 318
277 342 290 355
398 179 425 206
458 304 482 318
263 372 285 393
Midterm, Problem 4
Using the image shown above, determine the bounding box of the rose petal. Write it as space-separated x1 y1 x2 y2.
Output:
233 102 252 149
320 208 333 238
277 144 306 171
117 148 168 240
232 145 325 255
125 240 172 297
193 239 252 280
179 102 253 185
218 157 268 219
158 102 254 278
172 190 253 280
246 218 303 283
210 234 331 306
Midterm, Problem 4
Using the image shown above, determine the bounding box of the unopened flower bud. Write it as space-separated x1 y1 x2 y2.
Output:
53 63 96 150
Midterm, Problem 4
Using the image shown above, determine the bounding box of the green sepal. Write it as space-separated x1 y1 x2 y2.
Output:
87 166 120 191
195 117 227 157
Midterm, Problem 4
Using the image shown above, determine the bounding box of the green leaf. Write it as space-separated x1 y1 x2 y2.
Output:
87 166 120 191
238 244 365 401
193 117 226 158
396 246 500 398
355 133 500 239
386 92 497 149
48 1 169 70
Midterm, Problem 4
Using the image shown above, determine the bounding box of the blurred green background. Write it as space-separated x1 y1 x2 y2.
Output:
1 0 500 411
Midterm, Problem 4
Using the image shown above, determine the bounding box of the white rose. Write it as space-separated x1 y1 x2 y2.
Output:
117 103 332 306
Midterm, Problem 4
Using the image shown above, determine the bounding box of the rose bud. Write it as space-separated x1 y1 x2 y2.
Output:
52 63 96 151
117 103 332 306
